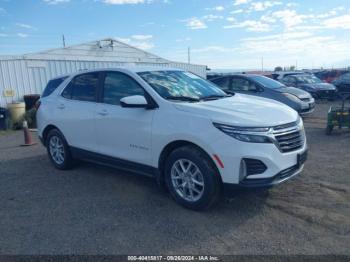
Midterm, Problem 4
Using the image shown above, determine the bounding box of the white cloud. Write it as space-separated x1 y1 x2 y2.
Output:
183 17 207 30
214 6 224 11
43 0 70 4
116 36 154 50
226 17 236 22
323 14 350 29
15 23 37 30
224 20 271 32
233 0 251 6
250 1 282 11
17 33 28 38
202 14 224 22
131 34 153 40
206 5 225 11
270 9 305 28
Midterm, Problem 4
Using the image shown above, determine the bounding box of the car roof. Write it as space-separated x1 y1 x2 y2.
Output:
50 66 184 81
211 74 262 80
72 66 182 75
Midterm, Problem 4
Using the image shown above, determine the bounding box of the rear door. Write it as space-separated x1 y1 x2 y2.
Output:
55 72 100 151
95 71 155 166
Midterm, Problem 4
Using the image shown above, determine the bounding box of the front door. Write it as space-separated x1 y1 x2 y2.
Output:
95 71 155 166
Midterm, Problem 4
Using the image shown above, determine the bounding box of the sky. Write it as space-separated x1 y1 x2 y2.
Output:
0 0 350 70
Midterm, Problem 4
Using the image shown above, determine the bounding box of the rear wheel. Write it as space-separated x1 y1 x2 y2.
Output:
46 129 74 170
164 146 222 210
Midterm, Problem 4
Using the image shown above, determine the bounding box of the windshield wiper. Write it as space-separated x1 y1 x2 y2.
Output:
165 96 200 102
201 94 232 101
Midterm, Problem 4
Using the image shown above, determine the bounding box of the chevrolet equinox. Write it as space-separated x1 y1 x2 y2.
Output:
37 67 308 210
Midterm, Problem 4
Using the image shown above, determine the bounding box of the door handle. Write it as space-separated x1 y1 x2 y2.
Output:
57 104 65 109
98 110 108 116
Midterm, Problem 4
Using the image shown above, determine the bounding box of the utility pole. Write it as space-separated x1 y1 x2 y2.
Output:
188 47 191 64
295 60 298 70
261 57 264 72
62 34 66 48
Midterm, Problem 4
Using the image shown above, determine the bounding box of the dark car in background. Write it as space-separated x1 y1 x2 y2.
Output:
280 74 337 99
332 72 350 94
314 69 350 84
210 74 315 115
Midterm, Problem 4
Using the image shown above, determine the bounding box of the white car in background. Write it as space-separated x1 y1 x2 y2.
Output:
37 67 308 210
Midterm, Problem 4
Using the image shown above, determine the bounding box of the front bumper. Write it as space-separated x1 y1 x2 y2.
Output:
299 103 315 115
315 89 337 99
210 120 307 185
239 163 304 187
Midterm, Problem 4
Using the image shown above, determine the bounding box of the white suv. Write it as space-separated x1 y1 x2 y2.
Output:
37 67 308 210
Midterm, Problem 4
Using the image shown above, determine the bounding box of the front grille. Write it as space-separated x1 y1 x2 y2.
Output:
244 158 267 176
273 122 304 153
317 90 336 98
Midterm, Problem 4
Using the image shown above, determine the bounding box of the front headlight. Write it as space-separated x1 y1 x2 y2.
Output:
282 93 301 103
213 123 272 143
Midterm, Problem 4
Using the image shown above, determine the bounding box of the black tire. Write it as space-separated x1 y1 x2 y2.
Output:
46 129 74 170
164 146 222 210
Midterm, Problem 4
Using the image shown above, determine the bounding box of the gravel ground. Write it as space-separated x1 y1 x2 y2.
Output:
0 101 349 255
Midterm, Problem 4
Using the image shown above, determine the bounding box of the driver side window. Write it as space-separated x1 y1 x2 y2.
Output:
231 78 257 92
102 72 145 106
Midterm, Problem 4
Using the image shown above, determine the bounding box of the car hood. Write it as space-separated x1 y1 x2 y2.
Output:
300 83 336 90
276 86 311 99
174 94 298 127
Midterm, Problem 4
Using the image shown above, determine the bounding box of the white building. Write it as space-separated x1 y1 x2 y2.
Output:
0 38 207 107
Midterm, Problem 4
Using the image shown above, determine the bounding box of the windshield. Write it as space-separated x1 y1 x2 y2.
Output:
138 70 227 101
250 75 284 89
295 75 323 84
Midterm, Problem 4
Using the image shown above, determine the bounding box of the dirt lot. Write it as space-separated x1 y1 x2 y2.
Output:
0 101 349 255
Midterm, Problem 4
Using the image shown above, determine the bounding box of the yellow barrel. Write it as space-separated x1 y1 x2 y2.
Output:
7 102 25 126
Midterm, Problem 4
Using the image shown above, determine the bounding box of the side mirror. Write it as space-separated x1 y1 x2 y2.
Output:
120 95 148 108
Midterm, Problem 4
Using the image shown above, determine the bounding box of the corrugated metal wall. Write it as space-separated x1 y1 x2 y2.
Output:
0 58 207 107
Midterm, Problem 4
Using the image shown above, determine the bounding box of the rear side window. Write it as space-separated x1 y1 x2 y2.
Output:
62 73 99 102
42 77 67 98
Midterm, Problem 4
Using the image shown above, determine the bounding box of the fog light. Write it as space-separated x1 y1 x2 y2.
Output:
239 159 247 181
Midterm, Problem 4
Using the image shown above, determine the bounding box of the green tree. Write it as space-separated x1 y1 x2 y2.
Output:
274 66 283 71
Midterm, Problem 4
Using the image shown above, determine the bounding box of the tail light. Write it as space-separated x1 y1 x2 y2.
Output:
34 100 41 110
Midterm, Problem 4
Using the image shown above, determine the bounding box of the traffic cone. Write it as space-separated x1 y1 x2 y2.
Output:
21 120 37 146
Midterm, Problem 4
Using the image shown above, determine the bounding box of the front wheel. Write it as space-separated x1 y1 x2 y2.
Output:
164 146 222 210
46 129 74 170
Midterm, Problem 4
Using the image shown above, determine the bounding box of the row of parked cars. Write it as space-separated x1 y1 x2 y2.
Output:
208 70 350 116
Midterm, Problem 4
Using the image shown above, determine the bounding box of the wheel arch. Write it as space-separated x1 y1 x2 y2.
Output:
157 140 222 187
42 124 62 146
